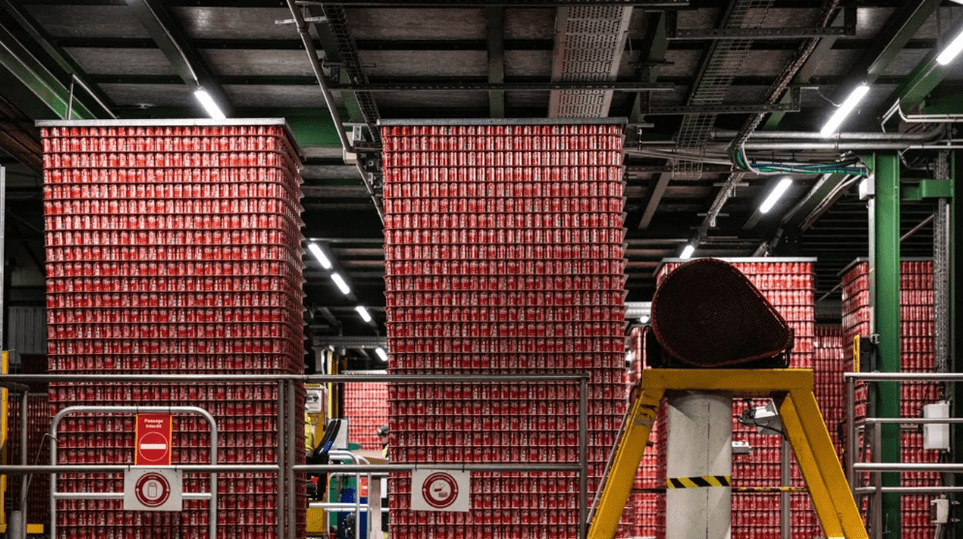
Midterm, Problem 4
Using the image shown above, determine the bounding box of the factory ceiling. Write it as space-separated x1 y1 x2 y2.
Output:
0 0 955 347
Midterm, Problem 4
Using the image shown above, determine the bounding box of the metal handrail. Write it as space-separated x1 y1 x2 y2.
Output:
844 371 956 539
2 373 591 539
50 406 218 539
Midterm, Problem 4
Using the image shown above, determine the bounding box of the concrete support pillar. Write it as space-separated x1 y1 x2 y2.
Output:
666 391 732 539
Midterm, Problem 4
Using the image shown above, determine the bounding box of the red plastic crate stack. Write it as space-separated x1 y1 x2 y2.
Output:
343 378 389 451
7 393 52 527
841 260 942 537
654 259 815 539
41 121 306 539
382 122 627 539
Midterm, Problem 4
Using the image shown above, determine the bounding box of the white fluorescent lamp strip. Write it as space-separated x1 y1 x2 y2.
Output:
937 30 963 65
820 85 869 136
680 244 695 260
759 177 794 214
193 88 226 120
330 272 351 295
355 305 372 323
307 242 333 269
375 347 388 362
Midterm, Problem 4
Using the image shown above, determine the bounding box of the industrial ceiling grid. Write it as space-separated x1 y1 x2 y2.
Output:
0 1 955 348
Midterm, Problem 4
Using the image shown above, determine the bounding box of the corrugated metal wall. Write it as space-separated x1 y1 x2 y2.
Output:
7 306 47 366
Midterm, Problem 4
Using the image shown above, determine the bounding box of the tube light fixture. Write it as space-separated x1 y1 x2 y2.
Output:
639 314 650 324
193 88 226 120
937 29 963 65
307 242 333 269
680 244 695 260
375 347 388 362
355 305 372 323
759 177 794 214
330 272 351 295
820 85 869 136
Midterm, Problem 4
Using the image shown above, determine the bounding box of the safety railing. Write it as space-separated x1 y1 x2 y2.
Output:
0 372 590 539
844 372 960 539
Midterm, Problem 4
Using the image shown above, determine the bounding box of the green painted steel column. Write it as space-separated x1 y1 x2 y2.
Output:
873 152 901 539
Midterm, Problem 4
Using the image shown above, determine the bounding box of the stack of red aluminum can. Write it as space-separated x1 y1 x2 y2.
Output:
343 378 389 451
382 121 627 539
841 259 941 537
7 394 52 526
654 259 816 539
41 120 306 539
620 326 659 539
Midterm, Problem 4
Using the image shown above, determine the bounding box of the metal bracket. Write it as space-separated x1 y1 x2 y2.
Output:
903 179 953 201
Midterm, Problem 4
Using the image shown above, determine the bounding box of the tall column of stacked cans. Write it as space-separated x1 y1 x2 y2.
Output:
654 259 816 539
841 259 941 537
41 121 306 539
623 326 659 539
381 121 627 539
343 378 389 451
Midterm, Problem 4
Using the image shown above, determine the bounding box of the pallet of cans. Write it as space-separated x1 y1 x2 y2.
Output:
7 393 52 527
382 120 627 539
841 259 942 538
655 258 816 539
40 119 307 539
343 375 390 451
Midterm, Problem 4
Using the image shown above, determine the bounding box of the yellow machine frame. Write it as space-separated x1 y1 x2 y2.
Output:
588 368 868 539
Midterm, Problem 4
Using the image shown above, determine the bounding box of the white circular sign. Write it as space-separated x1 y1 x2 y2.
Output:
422 472 459 509
134 472 171 508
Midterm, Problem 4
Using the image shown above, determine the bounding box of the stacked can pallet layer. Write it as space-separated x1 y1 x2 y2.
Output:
382 123 627 539
41 123 306 539
7 394 52 527
343 379 389 451
655 260 815 539
621 326 660 539
842 260 941 537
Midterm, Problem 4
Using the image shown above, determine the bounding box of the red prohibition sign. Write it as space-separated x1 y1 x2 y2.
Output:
134 472 171 508
422 472 458 509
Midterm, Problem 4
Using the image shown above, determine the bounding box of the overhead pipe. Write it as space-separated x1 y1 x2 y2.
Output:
743 142 963 151
712 126 945 141
882 99 963 124
283 0 384 223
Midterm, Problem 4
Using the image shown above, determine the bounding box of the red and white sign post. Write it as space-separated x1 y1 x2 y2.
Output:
125 414 182 511
135 414 172 466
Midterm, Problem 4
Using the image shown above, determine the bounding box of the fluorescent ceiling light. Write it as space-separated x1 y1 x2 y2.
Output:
307 242 333 269
937 29 963 65
375 347 388 362
355 305 372 323
820 85 869 136
680 244 695 260
759 177 794 214
639 314 650 324
193 88 226 120
330 272 351 295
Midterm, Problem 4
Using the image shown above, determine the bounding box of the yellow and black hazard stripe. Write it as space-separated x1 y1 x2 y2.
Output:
666 475 731 489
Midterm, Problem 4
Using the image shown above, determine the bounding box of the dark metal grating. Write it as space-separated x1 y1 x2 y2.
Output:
650 258 792 367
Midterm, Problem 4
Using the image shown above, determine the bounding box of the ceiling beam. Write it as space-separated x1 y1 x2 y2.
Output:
487 7 505 119
638 169 672 230
126 0 233 117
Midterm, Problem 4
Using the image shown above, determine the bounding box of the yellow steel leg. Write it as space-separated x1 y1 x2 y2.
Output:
782 389 868 539
587 384 664 539
777 394 845 539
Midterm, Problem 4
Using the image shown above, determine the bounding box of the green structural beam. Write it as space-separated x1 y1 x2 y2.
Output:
887 15 963 113
902 179 953 201
0 18 97 119
487 7 505 119
872 152 902 539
